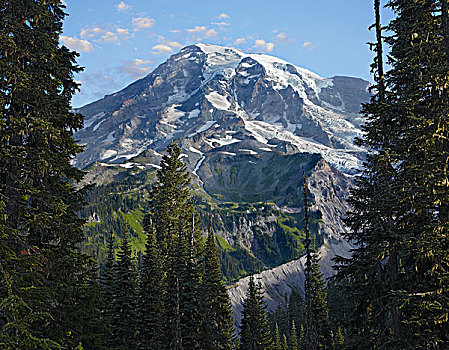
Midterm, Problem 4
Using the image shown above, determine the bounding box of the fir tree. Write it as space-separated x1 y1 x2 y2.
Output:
335 1 449 348
199 216 236 350
139 218 165 349
335 327 344 350
111 228 137 349
287 288 304 338
239 276 273 350
299 324 306 350
299 324 305 350
100 231 115 347
302 167 332 350
333 0 400 343
291 321 299 350
275 324 282 350
0 0 97 347
282 335 289 350
145 143 203 349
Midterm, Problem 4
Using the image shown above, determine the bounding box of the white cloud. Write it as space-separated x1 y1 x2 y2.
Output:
187 26 207 33
132 17 155 31
212 22 230 26
234 38 246 45
218 13 230 19
80 26 130 44
116 28 129 36
80 27 103 38
101 31 119 43
115 1 131 12
254 39 274 52
170 29 181 33
204 29 217 38
152 44 173 53
276 32 287 42
303 41 313 48
118 59 152 79
266 42 274 52
168 41 183 48
60 36 94 52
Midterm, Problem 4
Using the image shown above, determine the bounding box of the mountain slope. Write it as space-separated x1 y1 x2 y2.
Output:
75 44 365 313
75 44 369 175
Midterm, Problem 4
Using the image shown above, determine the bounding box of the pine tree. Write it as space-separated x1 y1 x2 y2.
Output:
299 324 305 350
239 276 273 350
287 288 304 338
111 228 137 349
145 143 203 349
291 321 299 350
383 1 449 347
0 1 98 347
335 1 449 348
282 335 289 350
302 167 332 350
0 201 61 349
275 323 282 350
199 216 236 349
335 327 344 350
147 143 200 258
139 217 165 349
100 231 115 347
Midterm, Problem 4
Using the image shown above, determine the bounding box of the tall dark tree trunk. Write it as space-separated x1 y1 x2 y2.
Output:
375 0 385 100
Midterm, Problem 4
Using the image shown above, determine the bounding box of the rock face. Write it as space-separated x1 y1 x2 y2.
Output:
74 44 366 317
229 238 352 324
228 158 353 323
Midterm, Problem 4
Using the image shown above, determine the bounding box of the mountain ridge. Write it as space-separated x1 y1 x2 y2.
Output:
75 43 364 314
74 43 369 175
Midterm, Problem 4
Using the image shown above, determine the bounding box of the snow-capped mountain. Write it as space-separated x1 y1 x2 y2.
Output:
75 44 370 175
76 44 369 314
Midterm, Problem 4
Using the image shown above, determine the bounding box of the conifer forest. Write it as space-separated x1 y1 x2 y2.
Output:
1 0 449 349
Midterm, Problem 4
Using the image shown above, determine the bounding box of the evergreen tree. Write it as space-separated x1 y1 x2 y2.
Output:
100 231 115 347
111 228 137 349
291 321 298 350
302 167 332 350
275 324 282 350
239 276 273 350
335 1 449 348
0 0 98 347
335 327 344 350
139 218 165 349
287 288 304 338
145 143 203 349
147 143 200 258
383 1 449 347
0 201 60 349
199 216 236 349
333 0 401 346
299 324 305 350
282 335 289 350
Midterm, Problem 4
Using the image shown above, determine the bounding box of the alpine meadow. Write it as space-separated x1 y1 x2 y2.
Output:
1 0 448 349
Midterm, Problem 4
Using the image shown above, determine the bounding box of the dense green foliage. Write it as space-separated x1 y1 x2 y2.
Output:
79 161 323 283
239 276 273 350
0 0 100 348
335 0 449 349
3 0 449 349
199 219 237 349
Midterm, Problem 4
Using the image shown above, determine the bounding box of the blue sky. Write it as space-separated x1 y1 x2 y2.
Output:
62 0 393 108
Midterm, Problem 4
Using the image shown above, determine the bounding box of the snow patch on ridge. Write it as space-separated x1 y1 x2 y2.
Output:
206 92 231 110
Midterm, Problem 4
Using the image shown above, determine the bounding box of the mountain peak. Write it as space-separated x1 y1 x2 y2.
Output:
74 45 370 174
